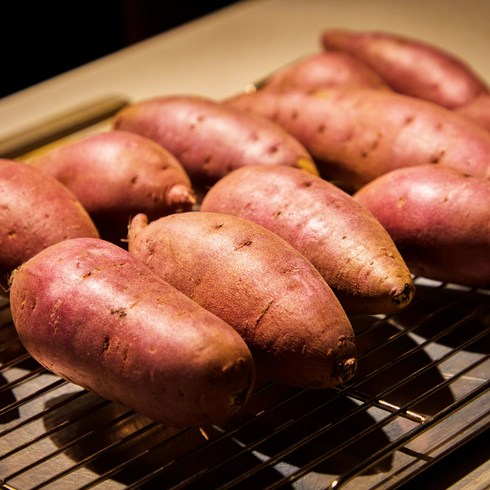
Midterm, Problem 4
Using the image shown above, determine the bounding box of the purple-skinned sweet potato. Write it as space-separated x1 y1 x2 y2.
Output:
224 88 490 191
259 51 390 93
0 158 99 294
353 164 490 286
29 130 196 243
200 165 415 315
321 29 489 109
112 94 318 187
9 237 255 427
128 211 356 389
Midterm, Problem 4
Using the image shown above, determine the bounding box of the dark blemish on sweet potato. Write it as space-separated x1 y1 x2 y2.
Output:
203 155 212 167
102 335 110 352
337 357 357 383
317 123 326 134
404 115 415 125
130 176 138 185
268 144 279 155
430 149 446 163
255 299 274 329
301 180 313 188
214 222 225 229
273 210 282 218
235 240 252 251
7 229 15 238
391 283 414 306
290 109 299 120
110 307 127 318
371 132 382 151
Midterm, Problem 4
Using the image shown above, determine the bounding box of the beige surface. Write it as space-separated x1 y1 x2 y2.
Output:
0 0 489 143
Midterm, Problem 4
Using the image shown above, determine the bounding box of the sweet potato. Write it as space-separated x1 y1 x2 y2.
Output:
321 29 489 109
9 237 255 427
29 130 196 243
0 158 99 294
258 51 390 92
455 94 490 133
127 211 357 389
353 164 490 286
224 88 490 191
200 165 415 315
112 94 318 187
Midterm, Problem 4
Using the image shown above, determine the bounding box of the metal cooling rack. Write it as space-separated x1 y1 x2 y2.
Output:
1 276 489 489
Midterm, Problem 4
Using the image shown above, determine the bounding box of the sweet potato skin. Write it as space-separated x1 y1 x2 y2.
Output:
353 164 490 286
0 158 99 294
9 237 255 427
455 94 490 133
225 88 490 191
200 165 415 315
128 211 356 389
29 130 196 243
321 29 489 109
259 51 390 92
112 94 318 186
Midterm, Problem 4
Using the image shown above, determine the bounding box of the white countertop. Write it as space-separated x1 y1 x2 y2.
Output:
1 0 489 145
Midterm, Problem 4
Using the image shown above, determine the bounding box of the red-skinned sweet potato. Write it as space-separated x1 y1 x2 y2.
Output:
455 94 490 133
9 237 255 427
0 158 99 294
353 164 490 286
112 94 318 187
29 130 196 243
127 211 357 389
258 51 390 93
200 165 415 315
224 88 490 191
321 29 489 109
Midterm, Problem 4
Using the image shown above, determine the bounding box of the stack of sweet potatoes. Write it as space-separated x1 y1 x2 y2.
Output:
4 29 489 428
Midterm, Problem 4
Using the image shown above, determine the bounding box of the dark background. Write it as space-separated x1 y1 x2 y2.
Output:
1 1 239 99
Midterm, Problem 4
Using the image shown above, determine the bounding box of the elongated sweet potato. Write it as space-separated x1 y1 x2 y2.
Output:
29 130 196 243
258 51 390 92
0 158 99 294
224 88 490 191
9 237 255 427
200 165 415 315
353 164 490 286
321 29 489 109
127 211 357 389
112 94 318 187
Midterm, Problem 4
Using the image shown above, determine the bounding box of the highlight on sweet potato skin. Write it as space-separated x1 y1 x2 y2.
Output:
9 237 255 427
29 130 196 243
0 158 99 294
321 28 489 109
200 164 415 315
258 51 390 93
112 94 318 187
353 164 490 287
224 87 490 191
128 211 357 389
